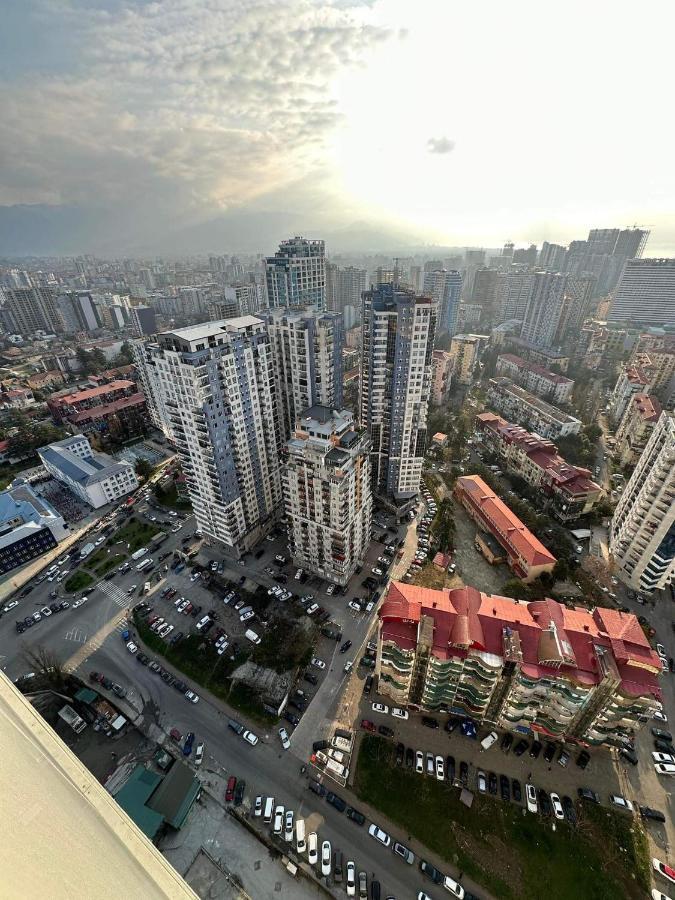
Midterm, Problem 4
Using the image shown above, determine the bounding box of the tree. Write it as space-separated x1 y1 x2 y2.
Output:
134 457 153 479
500 579 531 601
21 644 67 691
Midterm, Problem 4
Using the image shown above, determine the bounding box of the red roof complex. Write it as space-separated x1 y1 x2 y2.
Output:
454 474 556 580
378 581 662 746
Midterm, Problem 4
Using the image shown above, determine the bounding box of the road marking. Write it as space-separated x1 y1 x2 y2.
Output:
63 608 128 673
64 627 88 643
98 582 130 607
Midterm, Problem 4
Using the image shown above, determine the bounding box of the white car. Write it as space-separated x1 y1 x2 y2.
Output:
321 840 332 876
435 755 444 781
655 763 675 775
126 641 138 654
348 601 362 612
371 702 389 714
2 600 18 612
254 795 263 816
346 861 356 896
308 832 318 865
525 783 538 813
278 727 291 750
195 743 204 766
127 584 137 594
415 750 424 773
344 660 353 673
550 793 564 820
653 752 675 764
477 770 487 793
311 657 326 669
443 875 466 898
609 794 634 813
368 823 391 846
371 568 383 576
654 709 668 723
242 729 259 746
284 809 294 842
651 889 673 900
306 603 319 615
391 706 409 720
326 583 336 595
273 805 284 835
653 858 675 885
185 690 200 703
240 610 255 622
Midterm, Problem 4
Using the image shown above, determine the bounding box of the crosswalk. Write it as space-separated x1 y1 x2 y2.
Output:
63 608 128 673
98 581 130 608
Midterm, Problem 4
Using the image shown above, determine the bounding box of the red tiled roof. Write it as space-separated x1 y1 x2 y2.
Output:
54 379 135 406
68 392 146 423
380 582 662 698
631 393 662 423
455 475 556 568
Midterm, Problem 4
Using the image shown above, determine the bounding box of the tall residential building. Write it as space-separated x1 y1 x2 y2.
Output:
133 318 282 553
3 286 62 334
520 272 568 348
448 333 486 386
360 284 437 502
129 305 157 336
538 242 567 271
471 268 498 326
610 412 675 593
614 394 663 468
423 269 463 334
261 307 344 440
431 350 453 405
264 236 326 310
377 582 662 747
607 363 652 425
608 258 675 326
494 272 534 324
56 291 102 333
282 406 372 586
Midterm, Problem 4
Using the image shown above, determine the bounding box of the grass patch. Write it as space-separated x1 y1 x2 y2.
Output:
64 571 94 593
153 481 192 510
354 735 646 900
92 553 126 576
113 518 161 553
0 459 39 490
225 681 277 727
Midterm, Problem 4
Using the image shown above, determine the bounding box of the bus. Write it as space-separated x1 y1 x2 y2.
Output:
136 557 153 572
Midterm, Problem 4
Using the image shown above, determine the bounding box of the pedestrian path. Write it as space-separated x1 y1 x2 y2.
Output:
98 581 130 608
63 609 128 673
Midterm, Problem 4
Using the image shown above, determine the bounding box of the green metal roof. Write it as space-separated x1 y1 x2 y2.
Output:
114 766 165 840
147 760 200 830
74 687 98 704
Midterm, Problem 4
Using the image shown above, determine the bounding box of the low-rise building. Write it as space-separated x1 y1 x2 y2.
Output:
614 394 663 467
282 406 372 586
38 435 138 509
377 582 662 748
486 377 582 439
0 387 35 410
453 474 556 581
431 432 448 448
0 480 69 574
431 350 453 404
47 380 147 442
475 412 602 521
495 353 574 404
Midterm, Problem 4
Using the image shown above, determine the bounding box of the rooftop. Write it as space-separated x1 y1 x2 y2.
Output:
52 380 135 406
39 438 133 487
69 392 146 423
489 377 582 426
498 353 574 385
631 393 662 422
455 474 556 567
380 582 662 699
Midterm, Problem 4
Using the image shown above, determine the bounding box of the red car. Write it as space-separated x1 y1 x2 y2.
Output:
225 776 237 802
169 728 182 743
360 719 376 733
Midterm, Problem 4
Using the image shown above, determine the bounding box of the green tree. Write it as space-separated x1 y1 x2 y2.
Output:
134 457 153 479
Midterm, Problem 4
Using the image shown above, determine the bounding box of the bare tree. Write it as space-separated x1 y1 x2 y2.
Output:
20 643 67 691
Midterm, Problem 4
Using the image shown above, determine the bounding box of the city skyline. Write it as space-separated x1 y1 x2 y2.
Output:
1 0 674 256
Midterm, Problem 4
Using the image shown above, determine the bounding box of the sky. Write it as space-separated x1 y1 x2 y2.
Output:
1 0 674 256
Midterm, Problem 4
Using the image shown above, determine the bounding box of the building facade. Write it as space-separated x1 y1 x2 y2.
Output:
377 582 661 748
520 272 568 349
0 481 69 575
3 286 63 335
448 333 486 386
454 474 556 581
38 435 138 509
264 236 326 310
486 377 582 439
47 380 147 442
423 269 462 335
609 258 675 327
609 412 675 592
133 318 282 553
607 364 652 425
495 353 574 404
130 305 157 336
360 284 437 502
261 307 344 440
614 394 662 467
475 412 602 521
431 350 453 405
282 406 372 586
494 272 534 324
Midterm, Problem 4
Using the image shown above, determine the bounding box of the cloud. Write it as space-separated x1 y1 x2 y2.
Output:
0 0 392 223
427 136 455 155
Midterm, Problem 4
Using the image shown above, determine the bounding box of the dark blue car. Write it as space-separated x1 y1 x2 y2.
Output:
183 732 195 756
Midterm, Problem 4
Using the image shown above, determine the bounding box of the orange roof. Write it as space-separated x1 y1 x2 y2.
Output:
455 475 556 568
54 380 135 406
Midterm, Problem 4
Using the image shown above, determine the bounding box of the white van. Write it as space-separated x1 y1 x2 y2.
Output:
136 557 153 571
480 730 498 751
295 818 306 854
263 796 275 824
245 629 261 645
325 758 348 779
